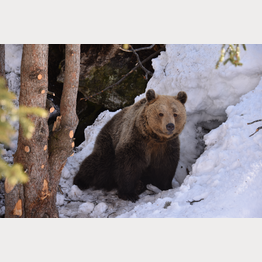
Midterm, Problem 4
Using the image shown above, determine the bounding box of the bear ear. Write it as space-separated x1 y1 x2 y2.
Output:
146 89 157 103
176 91 187 104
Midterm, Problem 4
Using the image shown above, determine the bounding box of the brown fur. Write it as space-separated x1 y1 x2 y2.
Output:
73 89 187 202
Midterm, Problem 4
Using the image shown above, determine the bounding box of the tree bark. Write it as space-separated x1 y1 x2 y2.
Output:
48 44 80 215
5 44 80 218
0 44 5 78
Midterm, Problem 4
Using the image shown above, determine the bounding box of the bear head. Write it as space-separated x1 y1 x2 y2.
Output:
144 89 187 139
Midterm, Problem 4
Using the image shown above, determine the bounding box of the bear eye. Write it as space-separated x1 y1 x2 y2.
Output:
174 113 178 117
159 113 164 117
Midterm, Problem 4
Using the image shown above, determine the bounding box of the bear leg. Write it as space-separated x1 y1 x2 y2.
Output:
142 140 180 191
114 146 147 202
73 129 116 191
73 153 98 190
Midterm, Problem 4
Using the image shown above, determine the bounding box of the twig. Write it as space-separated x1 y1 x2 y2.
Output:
107 212 117 218
187 198 204 205
63 199 86 203
58 185 63 195
47 91 55 96
119 44 156 53
129 45 153 80
81 47 165 101
249 126 262 137
247 119 262 125
247 119 262 137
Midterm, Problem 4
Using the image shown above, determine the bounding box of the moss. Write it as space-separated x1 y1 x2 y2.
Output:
79 61 147 111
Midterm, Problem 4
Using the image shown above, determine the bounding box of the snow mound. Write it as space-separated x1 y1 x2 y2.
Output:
136 44 262 116
118 80 262 217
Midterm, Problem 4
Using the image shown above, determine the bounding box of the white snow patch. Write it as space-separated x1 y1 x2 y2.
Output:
61 166 71 179
0 206 5 216
78 202 95 215
56 193 65 206
91 202 108 217
5 44 23 102
68 185 83 201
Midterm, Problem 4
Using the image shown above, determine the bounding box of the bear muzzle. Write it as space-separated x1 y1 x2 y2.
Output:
166 123 175 133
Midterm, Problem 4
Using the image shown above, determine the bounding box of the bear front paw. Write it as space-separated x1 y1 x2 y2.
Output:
118 192 139 203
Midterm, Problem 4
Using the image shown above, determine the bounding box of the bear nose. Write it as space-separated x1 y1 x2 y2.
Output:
166 123 175 131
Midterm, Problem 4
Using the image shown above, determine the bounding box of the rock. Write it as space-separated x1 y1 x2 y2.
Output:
57 45 148 111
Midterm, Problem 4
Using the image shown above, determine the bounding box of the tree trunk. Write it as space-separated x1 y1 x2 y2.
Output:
5 44 80 218
0 44 5 78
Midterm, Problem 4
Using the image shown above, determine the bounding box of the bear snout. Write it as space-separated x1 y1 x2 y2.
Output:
166 123 175 132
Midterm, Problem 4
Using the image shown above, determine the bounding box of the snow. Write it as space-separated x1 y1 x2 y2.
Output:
5 44 23 105
2 44 262 218
78 202 95 215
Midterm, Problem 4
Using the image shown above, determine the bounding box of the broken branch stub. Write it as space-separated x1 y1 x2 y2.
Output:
13 199 23 217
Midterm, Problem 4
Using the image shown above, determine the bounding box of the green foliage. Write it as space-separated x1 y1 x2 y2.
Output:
122 44 129 50
216 44 246 69
0 77 48 185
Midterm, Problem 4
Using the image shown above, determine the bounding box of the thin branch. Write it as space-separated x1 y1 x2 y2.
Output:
247 119 262 137
187 198 204 205
47 91 55 96
119 44 156 53
249 126 262 137
129 44 153 80
81 47 165 101
247 119 262 125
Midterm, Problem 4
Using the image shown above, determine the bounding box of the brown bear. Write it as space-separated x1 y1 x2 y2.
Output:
73 89 187 202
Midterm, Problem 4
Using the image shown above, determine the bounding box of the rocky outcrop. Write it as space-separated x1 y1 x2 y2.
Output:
57 44 148 111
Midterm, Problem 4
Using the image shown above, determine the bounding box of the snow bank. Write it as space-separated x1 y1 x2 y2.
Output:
136 45 262 115
118 80 262 217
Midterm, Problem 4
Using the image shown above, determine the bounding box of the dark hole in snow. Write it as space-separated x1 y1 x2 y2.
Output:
195 119 224 156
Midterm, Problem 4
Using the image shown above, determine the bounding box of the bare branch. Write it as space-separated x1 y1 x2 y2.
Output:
119 44 156 53
247 119 262 137
187 198 204 205
47 91 55 96
249 126 262 137
247 119 262 125
129 44 153 80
